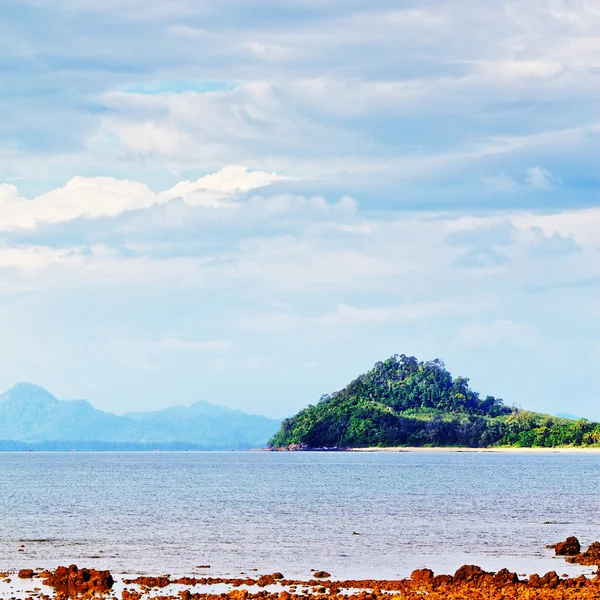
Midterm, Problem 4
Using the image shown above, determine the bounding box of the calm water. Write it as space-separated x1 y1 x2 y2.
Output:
0 451 598 579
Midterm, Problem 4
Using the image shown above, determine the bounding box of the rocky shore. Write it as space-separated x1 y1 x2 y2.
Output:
2 538 598 600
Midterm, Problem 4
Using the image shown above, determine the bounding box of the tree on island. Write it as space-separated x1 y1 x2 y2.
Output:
269 354 600 449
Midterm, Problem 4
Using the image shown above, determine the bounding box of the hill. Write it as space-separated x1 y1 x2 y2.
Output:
268 354 600 449
0 383 281 450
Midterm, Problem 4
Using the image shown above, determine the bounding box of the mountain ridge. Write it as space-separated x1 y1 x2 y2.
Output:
0 383 281 450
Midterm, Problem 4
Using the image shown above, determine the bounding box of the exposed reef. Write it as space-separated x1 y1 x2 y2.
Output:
6 544 600 600
118 567 600 600
42 564 114 595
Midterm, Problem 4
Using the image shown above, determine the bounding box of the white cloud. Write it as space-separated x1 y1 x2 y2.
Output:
163 164 287 198
525 166 560 189
0 165 284 229
469 60 563 80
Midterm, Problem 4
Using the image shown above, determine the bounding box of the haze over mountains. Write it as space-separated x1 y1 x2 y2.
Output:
0 383 281 450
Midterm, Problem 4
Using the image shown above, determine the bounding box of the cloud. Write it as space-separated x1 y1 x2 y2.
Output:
481 166 562 193
527 227 580 256
1 1 600 418
0 165 283 229
525 166 561 189
446 217 586 268
1 1 598 195
0 177 598 417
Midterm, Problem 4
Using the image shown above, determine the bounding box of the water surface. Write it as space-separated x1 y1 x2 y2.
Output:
0 451 598 579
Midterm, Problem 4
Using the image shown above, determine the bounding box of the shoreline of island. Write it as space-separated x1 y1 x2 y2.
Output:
347 446 600 453
267 444 600 452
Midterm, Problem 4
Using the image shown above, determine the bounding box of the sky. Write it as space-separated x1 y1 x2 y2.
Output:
0 0 599 420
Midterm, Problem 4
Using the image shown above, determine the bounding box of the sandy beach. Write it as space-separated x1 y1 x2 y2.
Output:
347 446 600 453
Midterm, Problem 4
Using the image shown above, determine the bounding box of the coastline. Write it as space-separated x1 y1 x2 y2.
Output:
268 444 600 452
4 558 598 600
347 446 600 453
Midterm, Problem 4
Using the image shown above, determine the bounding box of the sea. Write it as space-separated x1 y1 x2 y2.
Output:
0 451 598 580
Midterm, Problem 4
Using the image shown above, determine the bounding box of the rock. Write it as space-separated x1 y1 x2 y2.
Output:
43 565 114 594
272 572 284 580
123 576 170 588
539 571 560 588
18 570 34 579
569 541 600 566
286 443 311 451
410 569 434 584
452 565 488 584
528 571 561 589
555 536 581 556
312 571 330 579
257 574 276 586
493 569 518 586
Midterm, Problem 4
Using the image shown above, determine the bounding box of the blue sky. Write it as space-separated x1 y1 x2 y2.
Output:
0 0 599 419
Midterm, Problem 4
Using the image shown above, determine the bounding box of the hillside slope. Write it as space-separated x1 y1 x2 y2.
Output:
268 355 600 449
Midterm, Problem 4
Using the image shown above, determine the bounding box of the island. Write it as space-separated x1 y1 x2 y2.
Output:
268 354 600 449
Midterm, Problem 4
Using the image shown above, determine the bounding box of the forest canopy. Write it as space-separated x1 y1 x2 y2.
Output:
268 354 600 449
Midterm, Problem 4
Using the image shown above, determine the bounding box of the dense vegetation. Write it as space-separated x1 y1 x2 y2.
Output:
269 354 600 449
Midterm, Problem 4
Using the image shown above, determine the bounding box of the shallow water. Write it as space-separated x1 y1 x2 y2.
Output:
0 451 598 579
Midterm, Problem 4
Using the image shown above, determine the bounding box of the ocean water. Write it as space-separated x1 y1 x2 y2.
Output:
0 451 598 579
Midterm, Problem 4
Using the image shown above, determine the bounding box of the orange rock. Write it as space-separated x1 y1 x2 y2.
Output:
43 565 114 594
568 541 600 566
555 536 581 556
410 569 433 584
18 569 34 579
452 565 488 584
123 576 170 587
227 589 249 600
493 568 518 586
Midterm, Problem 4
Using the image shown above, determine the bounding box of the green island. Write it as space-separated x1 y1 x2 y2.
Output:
268 354 600 449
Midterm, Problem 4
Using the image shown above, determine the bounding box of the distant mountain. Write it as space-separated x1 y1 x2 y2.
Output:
269 354 600 449
555 412 586 421
0 383 281 450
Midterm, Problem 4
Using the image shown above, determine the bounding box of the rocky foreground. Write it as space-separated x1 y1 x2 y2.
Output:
3 538 599 600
